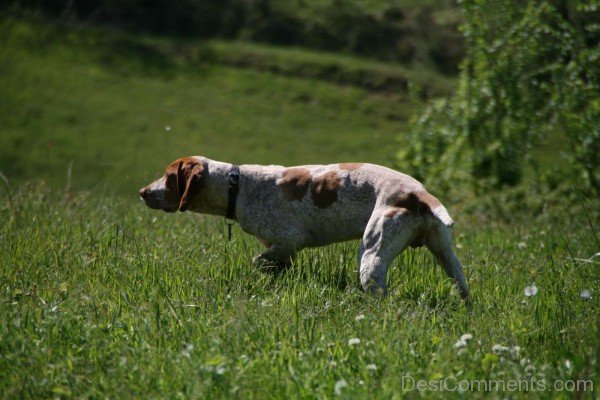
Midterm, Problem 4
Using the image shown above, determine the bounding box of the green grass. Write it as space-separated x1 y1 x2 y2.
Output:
208 40 456 96
0 186 598 398
0 19 431 196
0 18 598 399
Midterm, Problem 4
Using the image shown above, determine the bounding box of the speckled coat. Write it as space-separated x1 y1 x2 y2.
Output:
140 156 469 299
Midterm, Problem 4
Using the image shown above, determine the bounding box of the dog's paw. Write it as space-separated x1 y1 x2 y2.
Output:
252 254 289 274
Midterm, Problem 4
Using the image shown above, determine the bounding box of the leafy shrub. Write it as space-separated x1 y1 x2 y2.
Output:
398 0 600 195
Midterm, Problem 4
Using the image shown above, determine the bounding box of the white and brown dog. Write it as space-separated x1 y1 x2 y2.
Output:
140 156 469 299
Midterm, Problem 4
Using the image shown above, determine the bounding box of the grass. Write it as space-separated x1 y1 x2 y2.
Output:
0 19 433 196
0 186 598 398
208 40 456 96
0 17 598 399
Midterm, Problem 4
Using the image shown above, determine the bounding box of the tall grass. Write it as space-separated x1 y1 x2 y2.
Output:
0 187 597 398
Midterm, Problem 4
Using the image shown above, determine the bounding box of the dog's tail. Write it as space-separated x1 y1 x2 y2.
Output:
429 202 454 227
398 191 454 227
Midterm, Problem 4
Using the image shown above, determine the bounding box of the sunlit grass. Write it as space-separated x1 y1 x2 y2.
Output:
0 19 422 196
0 188 597 398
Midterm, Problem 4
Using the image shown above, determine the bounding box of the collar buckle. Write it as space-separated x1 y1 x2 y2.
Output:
225 165 240 241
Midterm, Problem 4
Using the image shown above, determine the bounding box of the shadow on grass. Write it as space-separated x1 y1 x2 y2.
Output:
7 16 217 78
92 35 217 78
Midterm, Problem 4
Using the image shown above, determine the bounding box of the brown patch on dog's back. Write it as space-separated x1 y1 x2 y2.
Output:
339 163 363 171
278 168 312 201
391 192 420 211
391 191 441 214
415 191 441 210
311 171 341 208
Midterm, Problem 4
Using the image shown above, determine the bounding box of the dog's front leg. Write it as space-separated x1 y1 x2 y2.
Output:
252 244 296 274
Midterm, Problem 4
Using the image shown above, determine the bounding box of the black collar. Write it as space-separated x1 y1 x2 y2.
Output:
225 165 240 240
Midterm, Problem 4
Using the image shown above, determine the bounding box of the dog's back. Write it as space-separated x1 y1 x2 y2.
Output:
236 162 445 247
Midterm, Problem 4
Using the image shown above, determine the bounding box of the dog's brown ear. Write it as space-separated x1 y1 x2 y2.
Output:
177 159 205 212
164 162 182 209
163 157 205 212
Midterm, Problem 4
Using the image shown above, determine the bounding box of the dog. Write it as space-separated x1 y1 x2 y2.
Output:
140 156 469 299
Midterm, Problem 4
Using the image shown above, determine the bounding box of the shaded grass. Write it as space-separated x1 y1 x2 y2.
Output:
209 40 456 96
0 188 597 398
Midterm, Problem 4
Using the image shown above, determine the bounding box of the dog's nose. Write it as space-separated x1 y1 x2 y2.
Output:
139 188 148 200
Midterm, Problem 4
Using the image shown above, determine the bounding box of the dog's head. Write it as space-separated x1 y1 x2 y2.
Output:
139 157 205 212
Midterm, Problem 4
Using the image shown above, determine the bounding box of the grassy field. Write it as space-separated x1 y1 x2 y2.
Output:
1 184 598 398
0 18 598 399
0 19 427 195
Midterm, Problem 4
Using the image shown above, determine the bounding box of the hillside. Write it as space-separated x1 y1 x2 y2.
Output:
0 19 452 196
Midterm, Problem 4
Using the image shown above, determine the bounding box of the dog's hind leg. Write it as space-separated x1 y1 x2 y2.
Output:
359 208 418 295
356 241 366 286
425 224 469 300
357 241 365 268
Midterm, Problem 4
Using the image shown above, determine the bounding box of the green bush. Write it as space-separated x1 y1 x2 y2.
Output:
398 0 600 195
557 42 600 194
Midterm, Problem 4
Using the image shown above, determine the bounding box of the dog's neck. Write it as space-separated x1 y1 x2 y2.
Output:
191 158 236 218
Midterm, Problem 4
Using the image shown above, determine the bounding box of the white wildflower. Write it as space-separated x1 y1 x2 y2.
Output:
511 346 521 358
524 284 538 297
492 344 510 353
454 333 473 349
517 242 527 249
348 338 361 346
334 379 347 396
181 343 194 359
355 314 365 321
215 365 226 375
580 289 591 300
492 344 520 357
524 365 536 376
565 359 573 373
366 364 377 371
460 333 473 342
164 125 171 132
